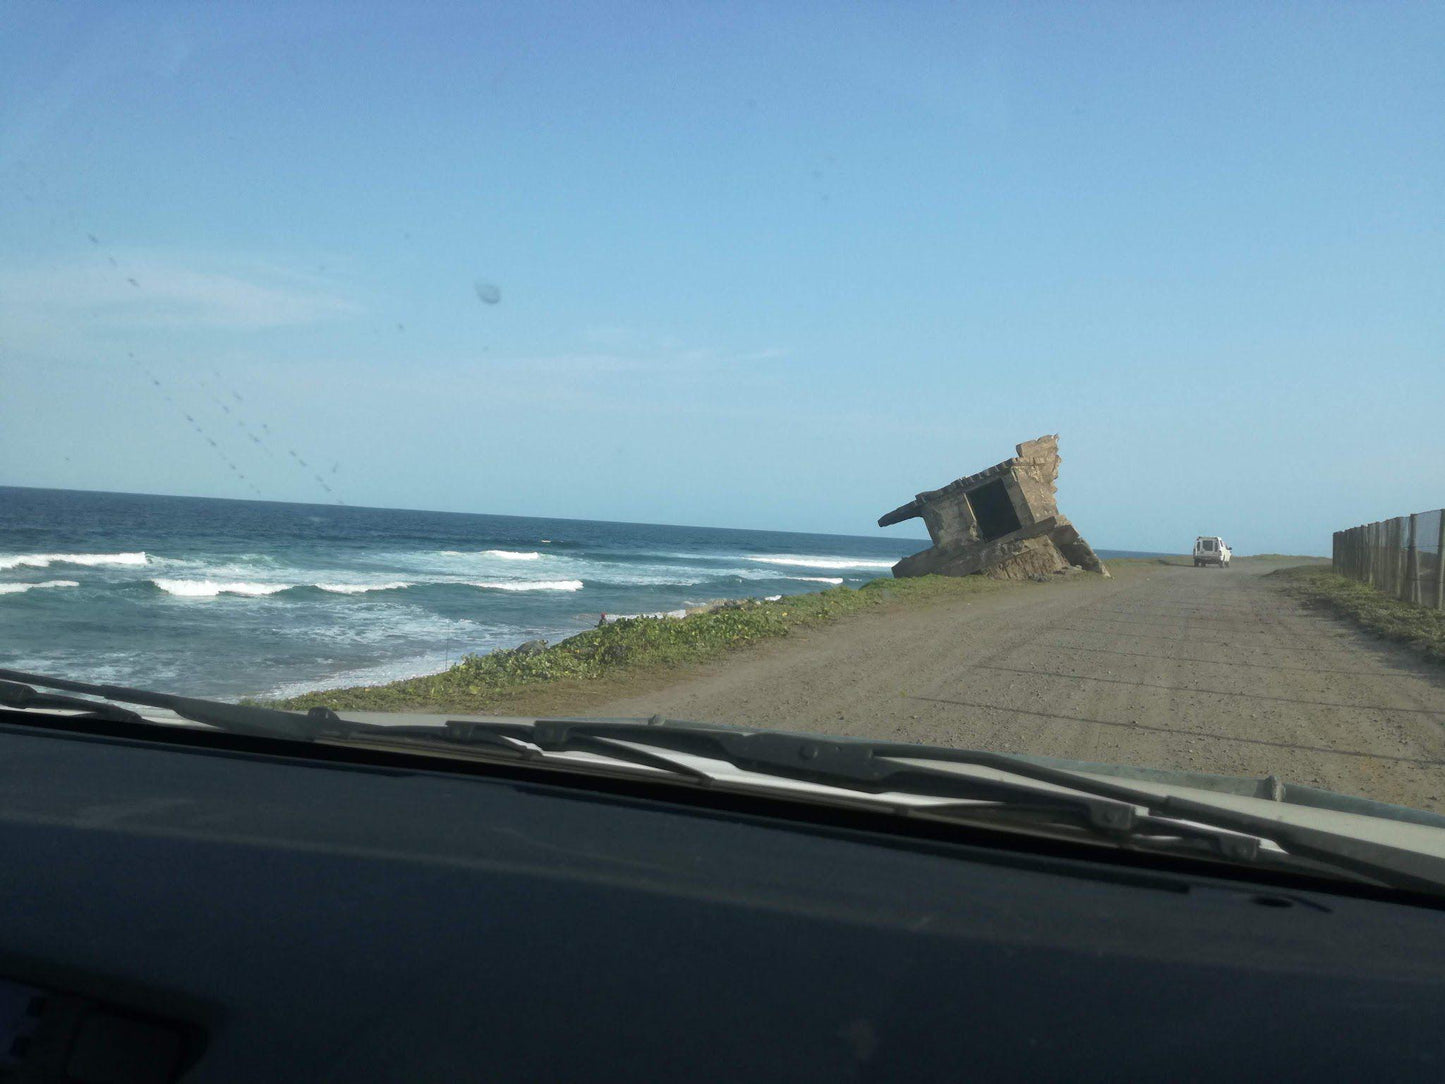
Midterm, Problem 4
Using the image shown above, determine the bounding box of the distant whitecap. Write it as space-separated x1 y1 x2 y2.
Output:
744 555 895 571
0 551 148 571
315 582 413 594
152 579 291 598
465 579 582 592
0 579 80 596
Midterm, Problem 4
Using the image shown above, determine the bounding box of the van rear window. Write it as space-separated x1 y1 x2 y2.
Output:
1201 540 1214 550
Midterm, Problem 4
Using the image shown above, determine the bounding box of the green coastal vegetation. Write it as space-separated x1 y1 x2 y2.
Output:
269 572 1039 715
1271 565 1445 664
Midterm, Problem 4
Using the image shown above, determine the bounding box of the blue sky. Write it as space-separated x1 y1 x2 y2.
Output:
1 1 1441 554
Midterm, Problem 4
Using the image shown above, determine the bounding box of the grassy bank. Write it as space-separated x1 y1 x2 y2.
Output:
270 573 1047 715
1271 565 1445 664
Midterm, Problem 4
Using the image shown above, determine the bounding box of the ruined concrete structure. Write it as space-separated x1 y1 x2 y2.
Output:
878 435 1109 581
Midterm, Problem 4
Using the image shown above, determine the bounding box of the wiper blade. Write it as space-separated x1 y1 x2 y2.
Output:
0 668 341 741
365 717 1177 839
386 718 1445 893
0 680 147 725
10 682 1441 894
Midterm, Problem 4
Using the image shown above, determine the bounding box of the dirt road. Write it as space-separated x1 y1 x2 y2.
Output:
588 558 1445 812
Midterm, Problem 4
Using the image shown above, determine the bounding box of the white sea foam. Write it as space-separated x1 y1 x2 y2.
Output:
600 609 688 622
791 576 845 584
0 551 149 571
152 578 292 597
0 579 80 595
294 605 490 650
261 654 446 700
744 555 896 571
439 549 541 561
315 581 414 594
764 594 783 601
261 614 527 698
466 579 583 592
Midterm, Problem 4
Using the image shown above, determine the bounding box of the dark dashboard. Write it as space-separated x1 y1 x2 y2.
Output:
2 714 1443 1082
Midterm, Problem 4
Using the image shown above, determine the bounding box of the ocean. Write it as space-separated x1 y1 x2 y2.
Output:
0 487 937 700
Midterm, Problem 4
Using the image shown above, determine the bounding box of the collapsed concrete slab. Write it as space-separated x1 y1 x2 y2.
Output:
878 435 1109 581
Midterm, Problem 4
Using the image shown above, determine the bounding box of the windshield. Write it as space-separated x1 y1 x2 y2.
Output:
3 4 1443 844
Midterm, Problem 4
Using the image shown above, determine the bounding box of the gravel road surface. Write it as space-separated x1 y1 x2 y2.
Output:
588 558 1445 812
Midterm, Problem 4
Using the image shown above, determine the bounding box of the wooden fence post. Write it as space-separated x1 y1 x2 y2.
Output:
1400 517 1411 599
1436 512 1445 611
1391 518 1399 596
1405 513 1419 604
1380 521 1388 591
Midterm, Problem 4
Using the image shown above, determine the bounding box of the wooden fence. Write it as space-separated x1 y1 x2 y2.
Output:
1333 508 1445 610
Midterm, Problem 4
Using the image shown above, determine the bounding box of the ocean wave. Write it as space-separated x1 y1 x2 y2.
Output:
600 609 688 622
152 578 292 598
790 575 846 584
315 581 414 594
744 555 896 571
261 655 446 701
583 569 708 587
285 606 492 650
0 579 80 595
0 551 149 571
439 549 541 561
466 579 583 592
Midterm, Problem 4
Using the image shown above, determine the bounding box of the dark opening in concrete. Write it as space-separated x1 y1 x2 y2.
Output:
968 479 1022 542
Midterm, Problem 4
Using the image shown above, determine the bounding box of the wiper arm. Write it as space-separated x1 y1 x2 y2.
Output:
9 681 1439 893
0 668 343 742
0 680 147 725
672 727 1445 892
402 719 1445 893
370 717 1178 839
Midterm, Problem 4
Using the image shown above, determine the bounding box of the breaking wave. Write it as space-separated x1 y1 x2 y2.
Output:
0 551 149 571
743 555 896 571
599 608 688 622
466 579 583 592
150 576 587 597
439 549 541 561
0 579 80 595
791 576 845 584
152 579 291 598
315 581 414 594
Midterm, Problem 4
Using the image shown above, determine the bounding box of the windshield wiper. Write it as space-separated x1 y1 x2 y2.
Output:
4 675 1442 893
0 668 345 741
0 679 147 725
369 718 1445 893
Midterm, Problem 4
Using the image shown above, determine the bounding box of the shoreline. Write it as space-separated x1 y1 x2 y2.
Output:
266 556 1326 715
265 561 1159 713
266 573 1040 713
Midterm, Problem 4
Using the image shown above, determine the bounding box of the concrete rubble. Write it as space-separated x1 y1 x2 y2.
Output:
878 435 1109 581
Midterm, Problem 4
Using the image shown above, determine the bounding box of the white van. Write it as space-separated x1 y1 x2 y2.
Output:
1193 536 1232 568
